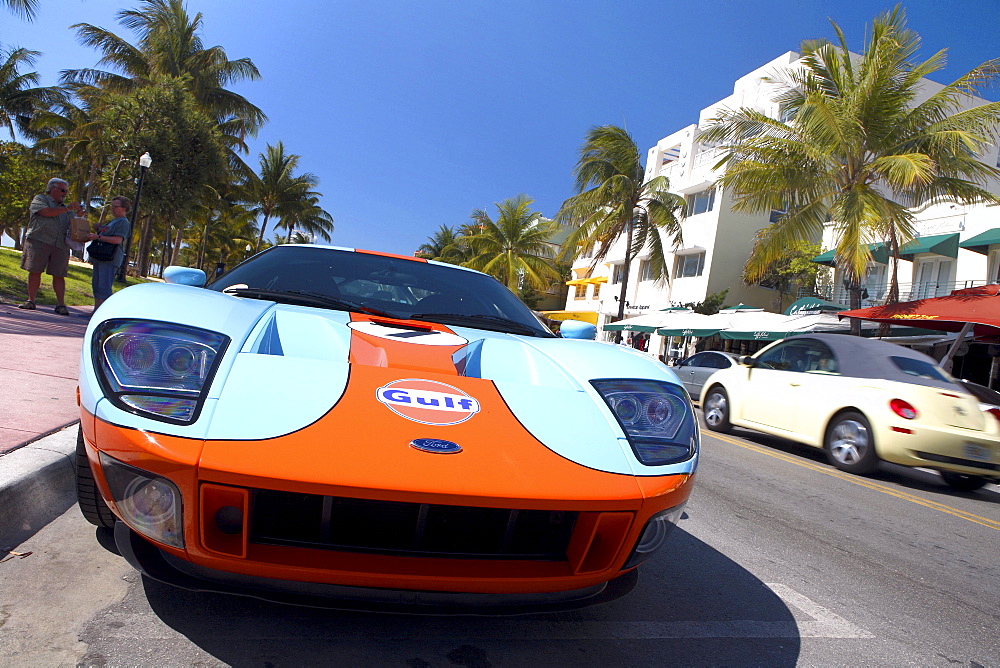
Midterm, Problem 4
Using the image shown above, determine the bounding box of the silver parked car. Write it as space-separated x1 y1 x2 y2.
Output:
675 351 739 399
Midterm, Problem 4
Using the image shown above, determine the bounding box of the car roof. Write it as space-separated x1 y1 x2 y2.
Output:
767 333 955 389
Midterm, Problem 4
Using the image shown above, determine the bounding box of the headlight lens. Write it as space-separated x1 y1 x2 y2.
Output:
622 503 686 570
592 378 699 466
99 452 184 548
92 319 229 424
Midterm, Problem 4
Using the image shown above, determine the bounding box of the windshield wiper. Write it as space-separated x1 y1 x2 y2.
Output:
227 288 395 317
408 312 546 336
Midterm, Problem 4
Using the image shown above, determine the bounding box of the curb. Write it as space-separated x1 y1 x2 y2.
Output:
0 423 79 549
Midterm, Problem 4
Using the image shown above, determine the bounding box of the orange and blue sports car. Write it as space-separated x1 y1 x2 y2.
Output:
76 245 698 611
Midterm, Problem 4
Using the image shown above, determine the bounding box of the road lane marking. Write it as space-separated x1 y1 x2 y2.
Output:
705 431 1000 531
767 583 873 638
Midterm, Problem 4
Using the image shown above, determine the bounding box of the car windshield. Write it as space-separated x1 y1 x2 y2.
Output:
207 246 555 337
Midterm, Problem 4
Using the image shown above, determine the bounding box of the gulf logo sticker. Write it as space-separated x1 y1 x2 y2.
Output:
376 379 480 425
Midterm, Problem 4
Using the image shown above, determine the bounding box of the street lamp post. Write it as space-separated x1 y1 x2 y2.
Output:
117 152 152 282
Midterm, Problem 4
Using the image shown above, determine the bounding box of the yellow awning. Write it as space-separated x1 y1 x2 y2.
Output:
586 276 609 284
565 278 589 286
539 310 599 324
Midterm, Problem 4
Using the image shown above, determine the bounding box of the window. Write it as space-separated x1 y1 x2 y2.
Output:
675 252 705 278
769 208 787 223
757 340 837 373
989 249 1000 283
638 260 654 282
890 356 948 382
779 104 796 123
612 263 626 284
592 281 601 299
661 145 681 165
687 188 715 216
573 285 587 300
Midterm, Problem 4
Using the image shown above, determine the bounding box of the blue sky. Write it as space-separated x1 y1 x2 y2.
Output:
5 0 999 256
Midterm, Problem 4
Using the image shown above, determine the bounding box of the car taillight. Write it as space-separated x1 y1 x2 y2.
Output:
889 398 918 419
988 408 1000 425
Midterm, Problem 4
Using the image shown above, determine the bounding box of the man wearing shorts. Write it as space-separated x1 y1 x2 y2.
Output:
19 178 83 315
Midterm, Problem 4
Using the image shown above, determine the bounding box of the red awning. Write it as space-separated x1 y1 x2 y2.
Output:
838 284 1000 338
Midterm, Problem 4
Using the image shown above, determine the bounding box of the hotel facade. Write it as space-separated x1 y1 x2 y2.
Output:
558 52 1000 359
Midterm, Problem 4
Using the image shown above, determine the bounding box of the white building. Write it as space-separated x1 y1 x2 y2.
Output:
561 52 1000 357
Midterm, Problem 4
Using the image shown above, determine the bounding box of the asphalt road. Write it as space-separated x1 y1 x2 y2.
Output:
2 421 997 667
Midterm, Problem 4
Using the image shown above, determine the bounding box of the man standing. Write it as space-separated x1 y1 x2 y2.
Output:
18 178 83 315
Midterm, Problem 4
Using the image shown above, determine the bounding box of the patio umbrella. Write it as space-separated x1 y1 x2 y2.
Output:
838 284 1000 337
720 312 868 341
654 312 729 337
839 284 1000 369
603 309 693 333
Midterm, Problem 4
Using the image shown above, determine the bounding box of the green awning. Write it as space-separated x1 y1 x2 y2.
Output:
721 330 795 341
811 242 888 266
811 249 836 266
783 297 847 315
655 327 722 337
603 322 660 333
959 228 1000 255
899 233 959 259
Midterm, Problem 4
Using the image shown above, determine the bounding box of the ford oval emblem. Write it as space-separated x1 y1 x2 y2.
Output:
410 438 463 454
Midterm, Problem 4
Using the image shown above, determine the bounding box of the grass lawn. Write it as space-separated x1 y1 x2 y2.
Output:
0 246 150 306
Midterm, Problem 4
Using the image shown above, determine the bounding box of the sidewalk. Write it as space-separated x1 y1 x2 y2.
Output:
0 301 93 454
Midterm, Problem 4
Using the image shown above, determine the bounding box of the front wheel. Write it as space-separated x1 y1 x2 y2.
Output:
940 471 989 492
702 387 732 433
824 411 878 475
75 426 116 528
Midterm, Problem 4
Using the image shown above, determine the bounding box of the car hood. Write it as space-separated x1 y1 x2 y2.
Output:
84 287 693 493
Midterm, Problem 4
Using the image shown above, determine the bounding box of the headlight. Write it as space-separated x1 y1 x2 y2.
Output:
592 378 699 466
622 503 686 570
99 452 184 548
92 319 229 424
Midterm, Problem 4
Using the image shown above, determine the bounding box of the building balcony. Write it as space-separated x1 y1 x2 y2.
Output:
804 279 990 307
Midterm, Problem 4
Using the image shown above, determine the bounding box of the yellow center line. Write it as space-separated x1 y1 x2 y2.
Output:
703 430 1000 531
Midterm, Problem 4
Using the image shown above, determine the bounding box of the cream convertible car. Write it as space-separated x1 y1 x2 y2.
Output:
700 334 1000 491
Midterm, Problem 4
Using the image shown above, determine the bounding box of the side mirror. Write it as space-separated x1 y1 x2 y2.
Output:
163 266 207 287
738 355 756 367
559 319 598 340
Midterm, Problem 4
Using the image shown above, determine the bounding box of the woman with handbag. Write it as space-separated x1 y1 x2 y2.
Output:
86 196 132 310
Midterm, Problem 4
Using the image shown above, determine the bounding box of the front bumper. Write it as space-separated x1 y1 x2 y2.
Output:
114 521 638 614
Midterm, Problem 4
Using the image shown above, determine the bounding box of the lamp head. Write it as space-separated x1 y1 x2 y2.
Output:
138 152 152 168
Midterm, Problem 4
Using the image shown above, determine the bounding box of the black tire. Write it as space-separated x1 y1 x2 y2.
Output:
75 426 116 528
702 386 732 433
940 471 989 492
824 411 878 475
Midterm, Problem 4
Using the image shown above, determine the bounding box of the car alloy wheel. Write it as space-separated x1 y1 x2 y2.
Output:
825 411 877 475
703 387 731 433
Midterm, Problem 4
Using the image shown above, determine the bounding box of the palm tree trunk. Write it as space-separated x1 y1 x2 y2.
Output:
255 213 271 253
614 218 636 344
138 214 155 277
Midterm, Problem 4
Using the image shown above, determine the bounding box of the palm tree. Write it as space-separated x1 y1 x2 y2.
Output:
2 0 36 20
416 224 467 263
63 0 265 141
240 142 321 252
0 45 62 139
462 195 561 292
701 6 1000 331
275 195 334 244
556 125 685 341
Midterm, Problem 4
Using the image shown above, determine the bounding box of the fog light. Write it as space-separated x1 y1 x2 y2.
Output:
99 452 184 548
622 503 685 570
215 506 244 534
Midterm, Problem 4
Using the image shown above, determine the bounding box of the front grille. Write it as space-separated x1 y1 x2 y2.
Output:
249 489 577 560
914 451 1000 472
